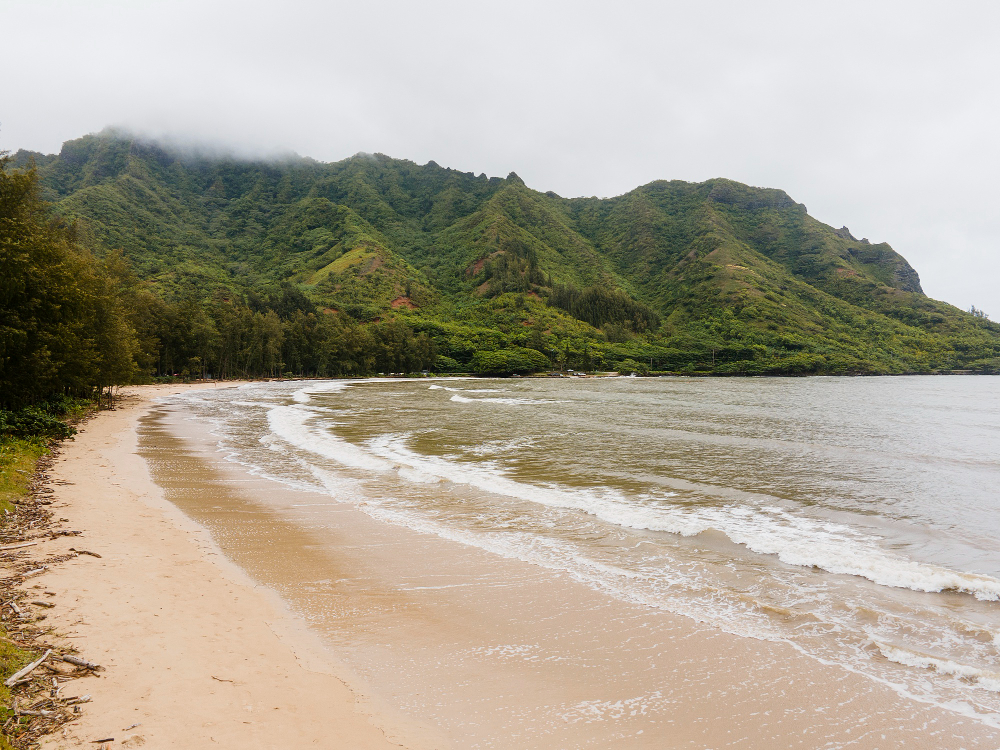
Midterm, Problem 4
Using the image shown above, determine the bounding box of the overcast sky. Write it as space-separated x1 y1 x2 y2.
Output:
3 0 999 316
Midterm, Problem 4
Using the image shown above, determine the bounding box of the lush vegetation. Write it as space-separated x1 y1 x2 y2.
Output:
2 130 997 749
3 130 1000 393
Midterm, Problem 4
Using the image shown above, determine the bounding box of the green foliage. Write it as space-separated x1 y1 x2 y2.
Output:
548 283 660 332
616 359 649 375
0 397 85 518
0 155 143 407
0 407 77 440
0 632 34 743
5 130 999 380
0 436 47 513
434 354 462 372
470 347 551 375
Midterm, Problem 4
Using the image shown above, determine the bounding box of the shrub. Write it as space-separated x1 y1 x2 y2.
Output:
470 347 551 376
434 355 462 372
0 408 76 440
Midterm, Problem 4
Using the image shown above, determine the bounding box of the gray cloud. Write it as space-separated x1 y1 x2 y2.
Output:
3 0 999 316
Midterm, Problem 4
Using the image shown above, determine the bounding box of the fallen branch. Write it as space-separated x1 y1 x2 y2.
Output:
42 661 75 676
62 655 101 670
5 649 51 687
0 542 38 551
69 549 102 559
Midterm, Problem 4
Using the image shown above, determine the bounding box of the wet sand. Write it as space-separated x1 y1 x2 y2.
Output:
21 382 1000 748
116 387 999 748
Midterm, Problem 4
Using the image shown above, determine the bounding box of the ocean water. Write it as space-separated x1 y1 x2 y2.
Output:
171 375 1000 727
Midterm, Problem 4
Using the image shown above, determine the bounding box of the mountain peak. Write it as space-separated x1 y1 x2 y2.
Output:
17 134 999 375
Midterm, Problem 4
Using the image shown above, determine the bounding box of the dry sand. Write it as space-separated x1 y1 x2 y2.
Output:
34 384 421 749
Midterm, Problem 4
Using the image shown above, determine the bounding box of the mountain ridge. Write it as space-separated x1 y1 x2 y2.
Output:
9 129 1000 376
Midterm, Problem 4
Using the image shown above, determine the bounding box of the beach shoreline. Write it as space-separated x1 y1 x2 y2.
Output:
20 383 423 749
12 380 1000 748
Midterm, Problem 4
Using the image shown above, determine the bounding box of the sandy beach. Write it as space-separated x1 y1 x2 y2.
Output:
15 382 1000 748
29 384 424 749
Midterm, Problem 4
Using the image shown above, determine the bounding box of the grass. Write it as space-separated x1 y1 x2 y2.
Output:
0 638 35 743
0 437 50 746
0 438 46 515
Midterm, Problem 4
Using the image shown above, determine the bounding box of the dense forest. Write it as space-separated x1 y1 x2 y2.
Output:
3 130 1000 416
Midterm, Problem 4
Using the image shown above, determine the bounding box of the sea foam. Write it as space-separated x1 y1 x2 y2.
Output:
878 643 1000 693
356 433 1000 601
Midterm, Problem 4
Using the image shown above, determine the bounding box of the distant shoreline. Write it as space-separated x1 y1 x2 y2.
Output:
154 368 998 387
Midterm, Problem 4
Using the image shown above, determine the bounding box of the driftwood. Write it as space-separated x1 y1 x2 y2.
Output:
0 438 116 746
0 542 38 552
69 549 102 559
5 649 51 687
63 655 101 671
42 661 75 676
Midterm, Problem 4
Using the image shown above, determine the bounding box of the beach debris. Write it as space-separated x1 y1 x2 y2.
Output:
63 654 102 671
42 660 76 676
69 548 102 558
122 723 141 731
91 738 114 744
5 649 52 687
0 542 38 551
211 675 234 683
0 442 111 748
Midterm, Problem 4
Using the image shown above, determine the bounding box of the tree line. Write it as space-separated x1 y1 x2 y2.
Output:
1 155 140 409
146 294 436 380
0 157 440 412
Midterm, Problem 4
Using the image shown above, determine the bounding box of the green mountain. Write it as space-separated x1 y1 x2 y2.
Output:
10 129 1000 376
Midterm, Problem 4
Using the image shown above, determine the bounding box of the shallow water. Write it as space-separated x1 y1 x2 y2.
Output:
162 375 1000 731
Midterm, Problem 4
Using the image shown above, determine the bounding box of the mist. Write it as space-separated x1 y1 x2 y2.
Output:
4 0 999 316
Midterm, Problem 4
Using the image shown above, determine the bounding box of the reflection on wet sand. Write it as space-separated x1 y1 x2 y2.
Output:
139 398 1000 749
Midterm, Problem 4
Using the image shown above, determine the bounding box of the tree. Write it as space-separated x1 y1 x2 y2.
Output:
470 347 550 375
1 155 98 405
1 155 147 406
